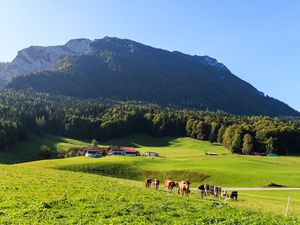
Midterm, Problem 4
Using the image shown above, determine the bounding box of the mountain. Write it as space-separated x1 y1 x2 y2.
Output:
5 37 300 116
0 62 9 77
0 39 92 87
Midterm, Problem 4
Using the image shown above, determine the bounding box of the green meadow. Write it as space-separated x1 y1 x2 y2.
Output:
0 134 299 223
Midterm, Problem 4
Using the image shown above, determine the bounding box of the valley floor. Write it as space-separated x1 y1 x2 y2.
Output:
0 134 299 223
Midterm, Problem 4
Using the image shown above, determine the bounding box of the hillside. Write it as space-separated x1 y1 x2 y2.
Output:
4 37 299 116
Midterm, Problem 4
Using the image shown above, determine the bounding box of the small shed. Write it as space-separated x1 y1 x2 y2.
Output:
144 152 159 157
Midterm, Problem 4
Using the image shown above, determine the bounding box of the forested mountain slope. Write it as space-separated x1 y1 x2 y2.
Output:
5 37 299 116
0 90 299 156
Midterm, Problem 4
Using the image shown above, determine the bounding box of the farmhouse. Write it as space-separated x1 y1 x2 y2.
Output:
107 146 140 156
67 145 140 158
84 147 108 158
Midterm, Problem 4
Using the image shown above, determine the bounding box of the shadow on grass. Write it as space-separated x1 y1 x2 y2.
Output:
0 135 64 165
56 162 209 183
103 134 178 148
0 152 32 164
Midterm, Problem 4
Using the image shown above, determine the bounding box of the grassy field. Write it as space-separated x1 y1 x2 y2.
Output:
0 164 296 224
0 134 300 223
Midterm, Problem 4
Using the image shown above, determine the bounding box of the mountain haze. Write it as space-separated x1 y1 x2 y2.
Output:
4 37 299 116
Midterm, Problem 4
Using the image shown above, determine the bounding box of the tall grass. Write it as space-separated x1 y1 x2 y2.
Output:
57 163 208 182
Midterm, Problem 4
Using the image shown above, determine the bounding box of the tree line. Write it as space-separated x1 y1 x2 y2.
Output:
0 89 299 155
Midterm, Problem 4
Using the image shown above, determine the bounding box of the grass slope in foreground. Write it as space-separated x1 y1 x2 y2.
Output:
0 164 297 224
13 134 300 219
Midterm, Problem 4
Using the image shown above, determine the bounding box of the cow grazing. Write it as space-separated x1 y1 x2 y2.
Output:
198 184 205 199
222 190 228 198
164 180 177 191
217 187 222 197
145 178 152 188
204 183 209 196
152 179 160 190
213 186 222 197
230 191 238 200
178 181 191 196
213 186 218 197
209 185 215 196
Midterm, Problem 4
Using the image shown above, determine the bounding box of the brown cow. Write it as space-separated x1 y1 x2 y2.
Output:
178 181 191 196
164 180 177 191
145 178 152 188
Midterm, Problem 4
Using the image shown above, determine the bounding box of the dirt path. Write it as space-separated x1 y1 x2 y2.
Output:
191 187 300 191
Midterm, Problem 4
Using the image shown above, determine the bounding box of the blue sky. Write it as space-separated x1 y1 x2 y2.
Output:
0 0 299 111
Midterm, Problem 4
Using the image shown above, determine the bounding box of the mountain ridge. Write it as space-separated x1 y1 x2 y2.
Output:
0 38 92 87
3 37 299 116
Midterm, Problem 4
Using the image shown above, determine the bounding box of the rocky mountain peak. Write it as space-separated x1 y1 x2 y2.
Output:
0 39 93 87
0 37 231 88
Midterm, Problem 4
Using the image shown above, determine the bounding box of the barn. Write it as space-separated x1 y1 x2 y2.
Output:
107 146 140 156
84 147 108 158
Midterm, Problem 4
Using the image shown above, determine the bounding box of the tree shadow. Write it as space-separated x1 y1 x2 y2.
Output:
0 135 63 165
103 134 177 148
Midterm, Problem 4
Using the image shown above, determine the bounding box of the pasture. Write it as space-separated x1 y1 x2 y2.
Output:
1 134 300 223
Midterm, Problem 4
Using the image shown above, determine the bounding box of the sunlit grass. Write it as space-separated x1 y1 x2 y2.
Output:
1 133 300 222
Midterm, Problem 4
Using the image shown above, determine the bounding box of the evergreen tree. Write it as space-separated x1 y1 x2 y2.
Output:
0 130 7 150
209 122 221 143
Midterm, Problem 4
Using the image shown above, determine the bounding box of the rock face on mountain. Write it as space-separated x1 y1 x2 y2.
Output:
0 62 9 73
0 39 92 87
4 37 300 116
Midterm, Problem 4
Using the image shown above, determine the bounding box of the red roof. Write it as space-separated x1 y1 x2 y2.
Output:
108 146 137 153
84 147 108 152
109 146 122 151
120 147 137 153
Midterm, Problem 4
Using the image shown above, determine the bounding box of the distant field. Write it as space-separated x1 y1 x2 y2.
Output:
1 134 300 221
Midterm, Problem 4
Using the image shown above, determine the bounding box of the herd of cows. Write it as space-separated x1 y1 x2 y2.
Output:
144 178 238 200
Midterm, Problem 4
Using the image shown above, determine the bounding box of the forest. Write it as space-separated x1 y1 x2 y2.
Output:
0 89 300 155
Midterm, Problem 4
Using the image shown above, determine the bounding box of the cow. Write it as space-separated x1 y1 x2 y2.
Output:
217 186 222 197
209 185 215 196
222 190 228 198
213 186 222 197
213 186 218 197
230 191 238 201
178 181 191 196
198 184 205 199
204 183 209 196
164 180 178 191
152 178 159 190
145 178 152 188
